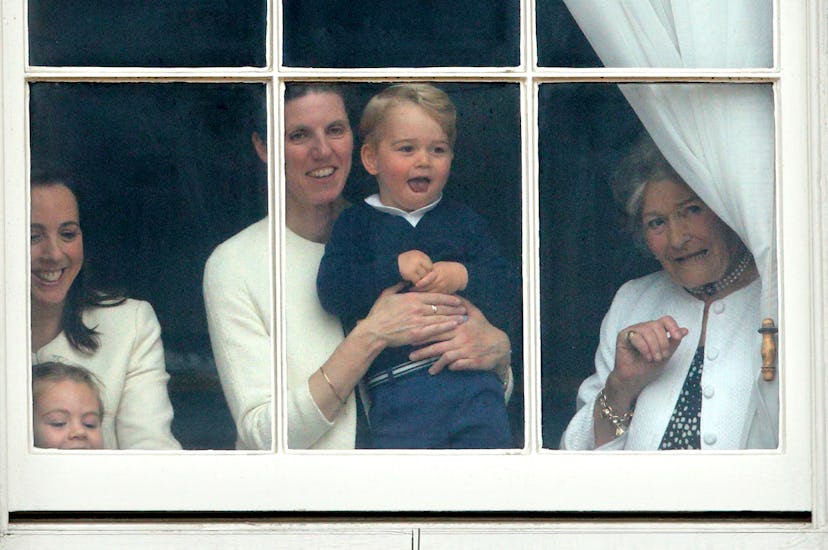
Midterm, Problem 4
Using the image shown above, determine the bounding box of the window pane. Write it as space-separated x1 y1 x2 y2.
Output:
28 1 266 67
539 83 778 451
286 82 524 449
282 1 520 68
30 82 267 450
537 0 773 68
535 0 602 67
538 83 649 446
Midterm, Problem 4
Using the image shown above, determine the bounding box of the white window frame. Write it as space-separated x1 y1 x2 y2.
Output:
2 0 828 546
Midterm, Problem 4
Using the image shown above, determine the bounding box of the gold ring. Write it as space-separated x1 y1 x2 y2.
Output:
625 330 637 344
431 304 438 314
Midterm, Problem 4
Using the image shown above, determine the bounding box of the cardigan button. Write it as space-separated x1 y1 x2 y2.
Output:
712 301 725 314
703 433 717 446
706 348 719 360
703 385 715 398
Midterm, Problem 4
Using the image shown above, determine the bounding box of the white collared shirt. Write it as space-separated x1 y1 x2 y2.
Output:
364 193 442 227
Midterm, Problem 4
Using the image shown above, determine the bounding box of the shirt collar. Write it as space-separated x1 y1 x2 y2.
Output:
364 193 442 227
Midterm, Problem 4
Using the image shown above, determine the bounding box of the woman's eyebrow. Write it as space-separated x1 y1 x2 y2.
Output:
643 195 699 217
31 221 80 229
676 195 700 206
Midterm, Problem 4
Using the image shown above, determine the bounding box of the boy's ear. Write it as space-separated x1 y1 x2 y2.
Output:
361 143 379 175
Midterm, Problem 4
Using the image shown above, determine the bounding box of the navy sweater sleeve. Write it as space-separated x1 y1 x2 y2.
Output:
434 202 520 332
316 204 404 325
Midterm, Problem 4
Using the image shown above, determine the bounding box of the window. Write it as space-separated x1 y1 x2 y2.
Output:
2 0 825 543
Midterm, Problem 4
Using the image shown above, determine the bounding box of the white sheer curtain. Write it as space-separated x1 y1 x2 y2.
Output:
561 0 776 320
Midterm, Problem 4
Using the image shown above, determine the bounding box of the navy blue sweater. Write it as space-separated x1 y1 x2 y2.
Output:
317 199 519 378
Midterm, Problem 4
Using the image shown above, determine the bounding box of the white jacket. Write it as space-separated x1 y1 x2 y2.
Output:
33 299 181 450
561 271 778 450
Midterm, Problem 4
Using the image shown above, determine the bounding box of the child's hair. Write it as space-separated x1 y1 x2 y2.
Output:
359 83 457 148
32 362 104 417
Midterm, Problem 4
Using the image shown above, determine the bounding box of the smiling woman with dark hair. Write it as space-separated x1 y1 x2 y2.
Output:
30 173 180 450
561 134 776 451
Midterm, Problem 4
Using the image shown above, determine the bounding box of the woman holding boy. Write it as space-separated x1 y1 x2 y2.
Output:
204 83 512 450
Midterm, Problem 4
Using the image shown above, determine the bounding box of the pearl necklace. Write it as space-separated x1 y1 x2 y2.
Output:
685 248 753 299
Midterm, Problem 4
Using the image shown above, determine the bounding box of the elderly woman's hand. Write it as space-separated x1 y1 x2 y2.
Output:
605 315 689 411
409 298 511 376
359 283 467 349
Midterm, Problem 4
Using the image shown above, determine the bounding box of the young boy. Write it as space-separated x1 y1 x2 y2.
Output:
317 83 518 449
32 362 104 450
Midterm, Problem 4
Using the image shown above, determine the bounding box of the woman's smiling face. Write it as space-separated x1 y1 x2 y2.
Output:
30 183 84 312
641 178 741 290
282 91 353 212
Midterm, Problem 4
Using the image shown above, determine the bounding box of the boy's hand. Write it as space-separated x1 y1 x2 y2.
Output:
398 250 433 284
414 261 468 294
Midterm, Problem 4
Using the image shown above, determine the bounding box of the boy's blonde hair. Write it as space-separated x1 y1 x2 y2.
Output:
33 362 104 417
359 83 457 148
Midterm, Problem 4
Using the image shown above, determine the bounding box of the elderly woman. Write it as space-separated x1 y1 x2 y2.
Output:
203 83 512 450
561 135 777 450
30 174 181 450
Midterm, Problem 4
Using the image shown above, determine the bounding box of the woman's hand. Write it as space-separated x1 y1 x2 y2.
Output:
358 282 467 349
605 315 689 412
313 283 467 422
409 298 510 375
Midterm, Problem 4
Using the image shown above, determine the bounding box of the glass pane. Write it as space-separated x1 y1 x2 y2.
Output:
28 1 266 67
539 83 778 451
535 0 602 67
283 82 524 449
537 0 773 68
282 1 520 68
30 83 267 450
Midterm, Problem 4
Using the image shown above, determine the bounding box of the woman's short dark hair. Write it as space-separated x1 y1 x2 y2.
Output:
31 171 126 353
611 133 684 250
253 83 349 140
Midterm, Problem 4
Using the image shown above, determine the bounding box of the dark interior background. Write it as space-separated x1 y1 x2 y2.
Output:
283 0 519 68
28 1 266 67
28 0 657 449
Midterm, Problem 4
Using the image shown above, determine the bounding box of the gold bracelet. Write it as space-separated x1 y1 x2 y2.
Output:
598 387 634 437
319 365 347 406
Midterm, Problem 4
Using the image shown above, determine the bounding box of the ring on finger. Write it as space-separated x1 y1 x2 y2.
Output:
431 304 438 315
625 330 637 344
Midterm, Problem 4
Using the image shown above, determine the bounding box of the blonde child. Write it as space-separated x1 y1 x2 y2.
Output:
33 362 104 449
317 83 517 449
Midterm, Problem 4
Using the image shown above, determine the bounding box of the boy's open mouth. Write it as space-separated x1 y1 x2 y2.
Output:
407 177 431 193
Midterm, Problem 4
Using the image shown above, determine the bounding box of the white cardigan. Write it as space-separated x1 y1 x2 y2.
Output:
561 271 778 451
32 299 181 450
203 219 356 450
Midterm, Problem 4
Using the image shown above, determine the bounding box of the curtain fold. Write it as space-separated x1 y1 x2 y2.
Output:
562 0 776 319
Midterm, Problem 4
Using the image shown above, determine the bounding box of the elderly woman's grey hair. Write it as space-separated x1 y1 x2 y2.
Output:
611 133 685 251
